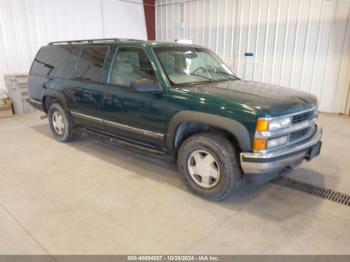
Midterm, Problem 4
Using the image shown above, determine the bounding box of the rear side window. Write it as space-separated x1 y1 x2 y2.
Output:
30 45 76 77
75 47 109 83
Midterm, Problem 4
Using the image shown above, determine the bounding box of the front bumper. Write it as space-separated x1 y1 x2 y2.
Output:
240 126 322 175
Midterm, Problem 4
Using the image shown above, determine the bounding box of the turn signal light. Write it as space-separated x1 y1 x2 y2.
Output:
254 138 267 151
256 119 270 132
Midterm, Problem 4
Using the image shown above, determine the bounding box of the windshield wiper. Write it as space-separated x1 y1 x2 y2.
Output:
189 73 213 82
214 71 238 79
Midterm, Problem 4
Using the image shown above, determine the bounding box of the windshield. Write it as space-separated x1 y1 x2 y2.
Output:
154 47 238 86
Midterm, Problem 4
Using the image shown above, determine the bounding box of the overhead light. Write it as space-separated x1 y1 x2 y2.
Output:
175 39 192 44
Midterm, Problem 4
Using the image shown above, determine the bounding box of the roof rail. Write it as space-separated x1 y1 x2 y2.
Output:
48 38 141 45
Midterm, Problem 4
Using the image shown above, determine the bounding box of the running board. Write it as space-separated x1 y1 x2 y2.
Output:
76 127 173 161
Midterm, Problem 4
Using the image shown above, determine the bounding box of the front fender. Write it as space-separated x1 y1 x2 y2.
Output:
166 111 252 152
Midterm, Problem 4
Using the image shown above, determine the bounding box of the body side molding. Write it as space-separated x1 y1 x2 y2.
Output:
71 111 164 139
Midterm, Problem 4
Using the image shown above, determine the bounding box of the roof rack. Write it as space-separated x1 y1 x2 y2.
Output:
48 38 142 45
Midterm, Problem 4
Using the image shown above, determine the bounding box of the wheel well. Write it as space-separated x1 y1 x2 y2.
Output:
173 122 241 156
42 96 60 113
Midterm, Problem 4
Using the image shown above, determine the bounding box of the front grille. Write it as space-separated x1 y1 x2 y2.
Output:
292 110 315 124
289 128 310 142
288 109 316 143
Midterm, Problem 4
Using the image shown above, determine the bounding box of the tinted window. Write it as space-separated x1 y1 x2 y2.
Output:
30 45 76 77
110 47 155 87
75 47 109 83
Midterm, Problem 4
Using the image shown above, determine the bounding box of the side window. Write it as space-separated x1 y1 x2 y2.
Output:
75 46 109 82
110 47 155 87
30 45 76 77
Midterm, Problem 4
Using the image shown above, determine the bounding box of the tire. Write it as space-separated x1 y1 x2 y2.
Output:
48 103 73 142
177 132 243 201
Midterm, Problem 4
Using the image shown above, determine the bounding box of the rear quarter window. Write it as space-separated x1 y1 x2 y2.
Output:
74 46 109 83
30 45 77 77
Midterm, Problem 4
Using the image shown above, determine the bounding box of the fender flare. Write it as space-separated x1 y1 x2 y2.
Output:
166 111 252 152
41 89 69 112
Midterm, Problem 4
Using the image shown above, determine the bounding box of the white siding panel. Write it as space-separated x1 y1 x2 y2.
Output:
102 0 147 38
0 0 147 91
156 0 350 114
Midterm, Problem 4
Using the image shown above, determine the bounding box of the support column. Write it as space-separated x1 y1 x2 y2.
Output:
143 0 156 40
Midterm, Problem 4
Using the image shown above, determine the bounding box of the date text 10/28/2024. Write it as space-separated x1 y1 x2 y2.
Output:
128 256 219 261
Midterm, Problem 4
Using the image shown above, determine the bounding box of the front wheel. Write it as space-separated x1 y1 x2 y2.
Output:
48 103 73 142
177 133 243 201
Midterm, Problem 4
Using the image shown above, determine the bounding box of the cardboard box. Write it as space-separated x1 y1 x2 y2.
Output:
0 104 13 118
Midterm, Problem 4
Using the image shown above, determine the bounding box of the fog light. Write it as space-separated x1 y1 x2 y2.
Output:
267 136 288 148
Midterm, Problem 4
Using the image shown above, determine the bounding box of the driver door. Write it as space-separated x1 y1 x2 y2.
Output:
102 46 167 148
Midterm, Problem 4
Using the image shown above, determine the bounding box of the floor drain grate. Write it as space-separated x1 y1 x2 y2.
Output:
272 177 350 207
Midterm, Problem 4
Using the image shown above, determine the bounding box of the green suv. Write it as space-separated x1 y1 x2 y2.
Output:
28 38 322 201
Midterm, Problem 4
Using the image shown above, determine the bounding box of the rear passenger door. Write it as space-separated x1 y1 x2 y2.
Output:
67 46 110 130
102 46 167 148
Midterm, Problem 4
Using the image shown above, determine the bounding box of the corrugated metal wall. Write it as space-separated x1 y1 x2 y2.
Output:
156 0 350 114
0 0 147 91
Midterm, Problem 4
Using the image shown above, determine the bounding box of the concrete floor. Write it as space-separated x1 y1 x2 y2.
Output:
0 111 350 255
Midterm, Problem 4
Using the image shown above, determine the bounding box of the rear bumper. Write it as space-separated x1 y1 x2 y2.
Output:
28 98 44 111
240 126 322 175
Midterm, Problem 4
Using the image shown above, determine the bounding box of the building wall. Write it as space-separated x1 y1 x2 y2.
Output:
156 0 350 114
0 0 147 91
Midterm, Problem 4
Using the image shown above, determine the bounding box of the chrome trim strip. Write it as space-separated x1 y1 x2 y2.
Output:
71 111 164 139
104 120 164 139
71 111 103 123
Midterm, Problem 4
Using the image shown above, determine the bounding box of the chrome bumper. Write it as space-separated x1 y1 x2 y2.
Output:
240 126 322 175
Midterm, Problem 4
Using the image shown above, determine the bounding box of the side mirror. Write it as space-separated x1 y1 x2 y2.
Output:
130 79 163 93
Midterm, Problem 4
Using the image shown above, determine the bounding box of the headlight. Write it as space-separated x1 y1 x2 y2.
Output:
269 117 291 130
254 116 291 152
256 116 291 132
267 135 288 148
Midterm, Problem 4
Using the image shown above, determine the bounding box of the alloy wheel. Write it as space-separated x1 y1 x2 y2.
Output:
52 110 65 135
187 150 221 189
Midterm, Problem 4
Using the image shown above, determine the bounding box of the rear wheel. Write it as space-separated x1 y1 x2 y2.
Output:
48 103 73 142
177 132 243 201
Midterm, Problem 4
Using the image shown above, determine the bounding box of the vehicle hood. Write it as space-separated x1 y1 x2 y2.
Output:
185 80 318 117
